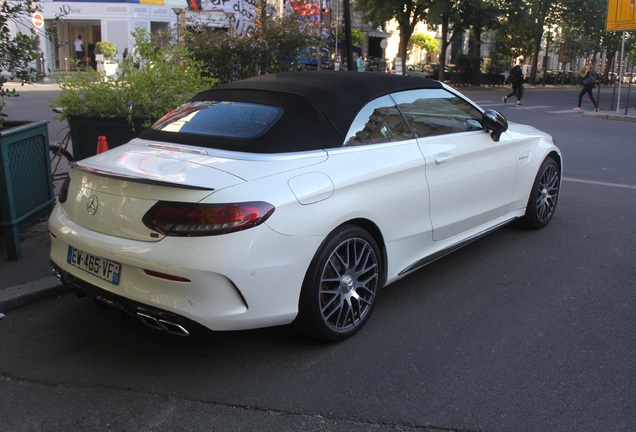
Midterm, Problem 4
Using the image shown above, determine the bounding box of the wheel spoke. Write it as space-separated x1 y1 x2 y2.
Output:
326 254 346 279
322 295 343 322
335 302 353 330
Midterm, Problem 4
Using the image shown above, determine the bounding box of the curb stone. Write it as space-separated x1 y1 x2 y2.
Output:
0 276 68 313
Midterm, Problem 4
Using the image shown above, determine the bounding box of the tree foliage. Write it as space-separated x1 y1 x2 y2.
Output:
409 33 439 52
408 33 439 64
558 0 626 81
351 0 634 85
339 29 365 47
419 0 501 81
1 0 39 127
185 14 321 83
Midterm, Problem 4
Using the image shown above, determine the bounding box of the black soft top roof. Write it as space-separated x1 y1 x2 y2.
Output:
140 71 444 153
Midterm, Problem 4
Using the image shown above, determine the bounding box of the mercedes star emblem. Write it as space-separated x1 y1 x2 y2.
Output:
87 194 98 215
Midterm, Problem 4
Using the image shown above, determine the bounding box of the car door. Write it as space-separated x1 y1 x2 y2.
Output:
329 94 433 274
392 89 518 242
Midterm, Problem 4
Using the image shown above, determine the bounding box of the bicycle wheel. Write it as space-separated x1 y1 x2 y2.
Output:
50 144 74 180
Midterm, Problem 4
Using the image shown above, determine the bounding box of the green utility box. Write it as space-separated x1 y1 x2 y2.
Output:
0 121 55 261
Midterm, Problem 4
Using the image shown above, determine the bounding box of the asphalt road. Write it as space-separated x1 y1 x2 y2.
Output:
1 84 635 432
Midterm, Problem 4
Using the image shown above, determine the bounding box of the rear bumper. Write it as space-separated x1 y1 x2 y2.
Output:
49 204 321 331
51 261 201 336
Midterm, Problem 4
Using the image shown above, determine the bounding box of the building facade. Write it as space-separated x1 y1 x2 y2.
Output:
14 0 257 75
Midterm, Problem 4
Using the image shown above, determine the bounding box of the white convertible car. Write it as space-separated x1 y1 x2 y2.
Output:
49 72 561 341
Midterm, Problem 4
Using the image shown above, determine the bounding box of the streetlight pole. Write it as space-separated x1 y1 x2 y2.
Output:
172 8 184 44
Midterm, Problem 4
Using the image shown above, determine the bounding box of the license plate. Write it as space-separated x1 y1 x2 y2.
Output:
67 246 121 285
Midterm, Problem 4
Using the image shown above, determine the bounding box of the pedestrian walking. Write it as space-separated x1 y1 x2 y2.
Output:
73 35 84 68
503 59 525 106
356 53 367 72
574 65 599 112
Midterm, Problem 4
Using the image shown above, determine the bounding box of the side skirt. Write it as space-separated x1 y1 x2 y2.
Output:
398 218 517 277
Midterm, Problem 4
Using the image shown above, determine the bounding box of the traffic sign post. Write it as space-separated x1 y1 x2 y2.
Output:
605 0 635 113
32 12 44 29
31 13 45 76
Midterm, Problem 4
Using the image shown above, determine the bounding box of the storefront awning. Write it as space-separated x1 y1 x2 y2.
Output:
368 30 391 38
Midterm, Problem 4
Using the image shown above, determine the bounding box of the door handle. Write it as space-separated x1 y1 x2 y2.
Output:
434 154 454 165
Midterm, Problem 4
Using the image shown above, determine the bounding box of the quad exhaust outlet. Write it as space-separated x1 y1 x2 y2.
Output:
52 264 192 336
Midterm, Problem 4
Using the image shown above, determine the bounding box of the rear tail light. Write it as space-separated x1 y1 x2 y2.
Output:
143 201 275 236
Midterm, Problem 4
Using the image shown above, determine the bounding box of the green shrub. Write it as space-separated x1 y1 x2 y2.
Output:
52 29 216 125
95 41 118 59
454 53 482 74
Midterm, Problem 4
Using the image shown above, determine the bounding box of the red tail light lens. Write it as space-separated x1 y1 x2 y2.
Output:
143 269 191 282
143 201 275 236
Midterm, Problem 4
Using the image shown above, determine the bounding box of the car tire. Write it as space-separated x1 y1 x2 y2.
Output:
521 156 560 229
295 225 382 342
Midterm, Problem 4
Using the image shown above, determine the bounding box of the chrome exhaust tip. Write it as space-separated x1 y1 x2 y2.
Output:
51 266 63 280
159 319 191 336
137 312 163 330
136 312 190 336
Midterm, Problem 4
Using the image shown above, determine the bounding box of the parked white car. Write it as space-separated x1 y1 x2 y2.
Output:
49 72 562 341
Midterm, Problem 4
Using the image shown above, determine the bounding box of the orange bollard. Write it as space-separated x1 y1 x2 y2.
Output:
97 135 109 154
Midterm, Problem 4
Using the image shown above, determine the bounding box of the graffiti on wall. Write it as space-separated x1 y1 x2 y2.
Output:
188 0 257 36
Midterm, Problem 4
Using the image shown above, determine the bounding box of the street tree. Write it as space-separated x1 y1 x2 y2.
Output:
355 0 426 73
423 0 499 81
558 0 632 82
464 0 502 58
454 0 503 83
490 0 535 67
424 0 464 82
408 32 439 63
185 14 320 83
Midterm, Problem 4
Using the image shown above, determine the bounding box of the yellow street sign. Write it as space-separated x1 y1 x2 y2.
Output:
606 0 636 31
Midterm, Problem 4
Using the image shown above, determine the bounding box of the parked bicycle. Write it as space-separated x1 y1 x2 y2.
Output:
49 108 74 181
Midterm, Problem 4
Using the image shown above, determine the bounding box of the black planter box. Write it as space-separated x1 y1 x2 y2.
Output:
68 116 152 161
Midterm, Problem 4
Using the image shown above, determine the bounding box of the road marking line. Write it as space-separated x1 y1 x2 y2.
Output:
509 105 551 109
563 177 636 190
479 104 552 109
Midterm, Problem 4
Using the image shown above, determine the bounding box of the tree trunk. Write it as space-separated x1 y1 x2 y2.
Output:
398 25 410 73
439 16 449 82
343 0 355 71
530 23 544 85
472 27 481 57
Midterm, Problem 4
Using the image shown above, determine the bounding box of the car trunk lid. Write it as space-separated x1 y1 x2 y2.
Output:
61 140 326 242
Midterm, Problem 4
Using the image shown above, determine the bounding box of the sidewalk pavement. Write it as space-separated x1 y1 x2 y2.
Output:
0 220 68 313
1 80 636 316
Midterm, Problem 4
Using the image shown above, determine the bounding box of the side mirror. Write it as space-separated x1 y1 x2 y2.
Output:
481 109 508 142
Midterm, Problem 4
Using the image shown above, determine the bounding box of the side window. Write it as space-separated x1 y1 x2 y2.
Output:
392 89 484 139
343 95 414 146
